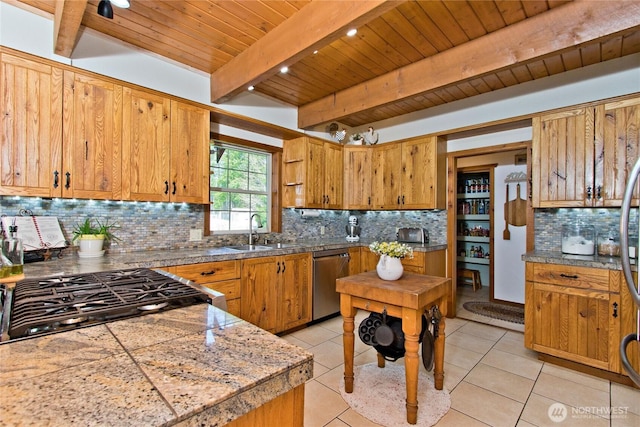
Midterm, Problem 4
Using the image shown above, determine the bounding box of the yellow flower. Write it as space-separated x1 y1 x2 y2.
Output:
368 241 413 259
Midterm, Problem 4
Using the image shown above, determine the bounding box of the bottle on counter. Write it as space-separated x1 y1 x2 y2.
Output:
1 224 23 277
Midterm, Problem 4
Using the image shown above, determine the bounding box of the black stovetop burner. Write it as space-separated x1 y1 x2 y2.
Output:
3 268 212 341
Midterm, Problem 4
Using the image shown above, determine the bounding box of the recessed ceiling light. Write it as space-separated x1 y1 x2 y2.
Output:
346 28 357 37
280 66 289 74
248 85 255 91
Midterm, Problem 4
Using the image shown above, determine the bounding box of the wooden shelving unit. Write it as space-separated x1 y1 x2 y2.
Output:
456 168 494 291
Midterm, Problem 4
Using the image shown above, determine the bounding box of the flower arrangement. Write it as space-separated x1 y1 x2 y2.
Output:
369 241 413 259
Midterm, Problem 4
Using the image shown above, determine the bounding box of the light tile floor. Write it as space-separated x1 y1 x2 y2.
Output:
282 285 640 427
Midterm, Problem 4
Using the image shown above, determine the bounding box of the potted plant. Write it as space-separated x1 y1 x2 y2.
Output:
72 218 120 258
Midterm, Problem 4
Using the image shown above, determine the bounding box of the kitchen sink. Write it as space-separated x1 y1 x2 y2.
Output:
264 243 299 249
224 245 272 251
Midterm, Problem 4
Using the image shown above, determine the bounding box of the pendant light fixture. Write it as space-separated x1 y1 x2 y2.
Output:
97 0 113 19
97 0 129 19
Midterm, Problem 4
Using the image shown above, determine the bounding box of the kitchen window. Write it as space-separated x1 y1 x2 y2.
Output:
209 141 271 233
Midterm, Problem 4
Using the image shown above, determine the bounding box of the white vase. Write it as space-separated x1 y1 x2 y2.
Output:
376 255 404 281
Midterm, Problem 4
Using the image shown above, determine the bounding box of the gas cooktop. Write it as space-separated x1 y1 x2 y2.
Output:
1 268 222 342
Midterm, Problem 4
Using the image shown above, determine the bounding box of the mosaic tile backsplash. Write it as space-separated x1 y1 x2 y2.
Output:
0 197 447 254
2 197 636 255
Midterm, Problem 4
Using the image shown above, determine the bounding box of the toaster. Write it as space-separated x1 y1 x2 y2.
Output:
396 227 429 244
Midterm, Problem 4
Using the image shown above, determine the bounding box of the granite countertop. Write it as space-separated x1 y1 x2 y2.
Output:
23 239 448 278
522 250 635 270
0 303 313 426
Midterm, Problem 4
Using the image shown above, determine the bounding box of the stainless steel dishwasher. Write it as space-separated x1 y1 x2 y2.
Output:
312 249 350 321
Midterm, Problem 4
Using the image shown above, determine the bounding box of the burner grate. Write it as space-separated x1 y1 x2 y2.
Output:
8 268 209 339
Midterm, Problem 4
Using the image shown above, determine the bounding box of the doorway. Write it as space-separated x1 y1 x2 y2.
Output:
446 142 534 322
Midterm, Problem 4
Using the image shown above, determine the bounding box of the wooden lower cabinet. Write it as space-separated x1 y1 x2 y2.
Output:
525 262 631 377
361 247 446 276
225 384 304 427
241 253 312 334
620 272 640 378
163 260 242 317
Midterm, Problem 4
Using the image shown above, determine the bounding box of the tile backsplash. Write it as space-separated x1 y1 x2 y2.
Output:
4 196 634 255
0 197 447 254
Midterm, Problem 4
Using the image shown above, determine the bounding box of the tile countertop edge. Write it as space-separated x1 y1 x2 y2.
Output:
522 250 636 271
22 241 448 278
0 305 314 427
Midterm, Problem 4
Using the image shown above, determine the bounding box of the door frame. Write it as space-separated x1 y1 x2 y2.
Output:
446 141 534 317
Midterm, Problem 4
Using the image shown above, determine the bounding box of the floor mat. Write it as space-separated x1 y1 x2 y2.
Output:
462 301 524 324
339 362 450 427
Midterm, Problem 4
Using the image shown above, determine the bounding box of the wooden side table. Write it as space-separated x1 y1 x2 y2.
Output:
337 271 450 425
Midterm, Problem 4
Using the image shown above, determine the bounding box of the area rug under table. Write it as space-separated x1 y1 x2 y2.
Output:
462 301 524 324
339 363 450 427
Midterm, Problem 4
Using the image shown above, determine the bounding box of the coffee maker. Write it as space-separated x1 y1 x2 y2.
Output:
345 215 361 242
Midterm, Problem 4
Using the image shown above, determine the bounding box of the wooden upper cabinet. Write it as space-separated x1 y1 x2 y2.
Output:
323 141 343 209
343 146 372 209
532 96 640 208
371 136 446 210
402 136 446 210
371 143 402 209
122 87 171 202
170 100 209 204
0 53 63 197
282 136 342 209
598 97 640 207
532 107 595 207
62 71 122 200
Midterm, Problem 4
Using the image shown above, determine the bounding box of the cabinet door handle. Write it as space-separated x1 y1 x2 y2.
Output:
402 195 405 205
164 181 169 195
596 185 602 200
586 186 592 200
200 270 215 276
612 302 618 318
397 196 400 204
172 181 177 195
85 140 89 160
282 261 286 274
368 196 371 205
559 273 579 279
277 261 281 274
53 171 59 188
65 172 71 189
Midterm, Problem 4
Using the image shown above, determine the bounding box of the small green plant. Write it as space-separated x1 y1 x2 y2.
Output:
72 218 120 243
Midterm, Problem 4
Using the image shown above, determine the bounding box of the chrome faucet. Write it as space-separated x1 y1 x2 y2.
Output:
249 213 262 245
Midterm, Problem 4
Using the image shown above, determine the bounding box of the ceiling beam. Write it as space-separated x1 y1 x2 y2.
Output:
209 0 402 104
53 0 87 57
297 0 640 129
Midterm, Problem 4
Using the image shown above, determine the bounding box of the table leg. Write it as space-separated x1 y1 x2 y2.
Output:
377 352 385 368
402 308 422 425
340 294 356 393
434 313 446 390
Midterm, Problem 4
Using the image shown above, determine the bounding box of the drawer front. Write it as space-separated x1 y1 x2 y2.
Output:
401 252 424 268
173 261 240 284
202 279 241 300
531 263 609 291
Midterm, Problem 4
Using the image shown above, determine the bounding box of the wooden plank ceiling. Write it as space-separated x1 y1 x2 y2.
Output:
9 0 640 133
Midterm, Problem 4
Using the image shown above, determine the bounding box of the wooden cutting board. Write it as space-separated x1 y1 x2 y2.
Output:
507 183 527 226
